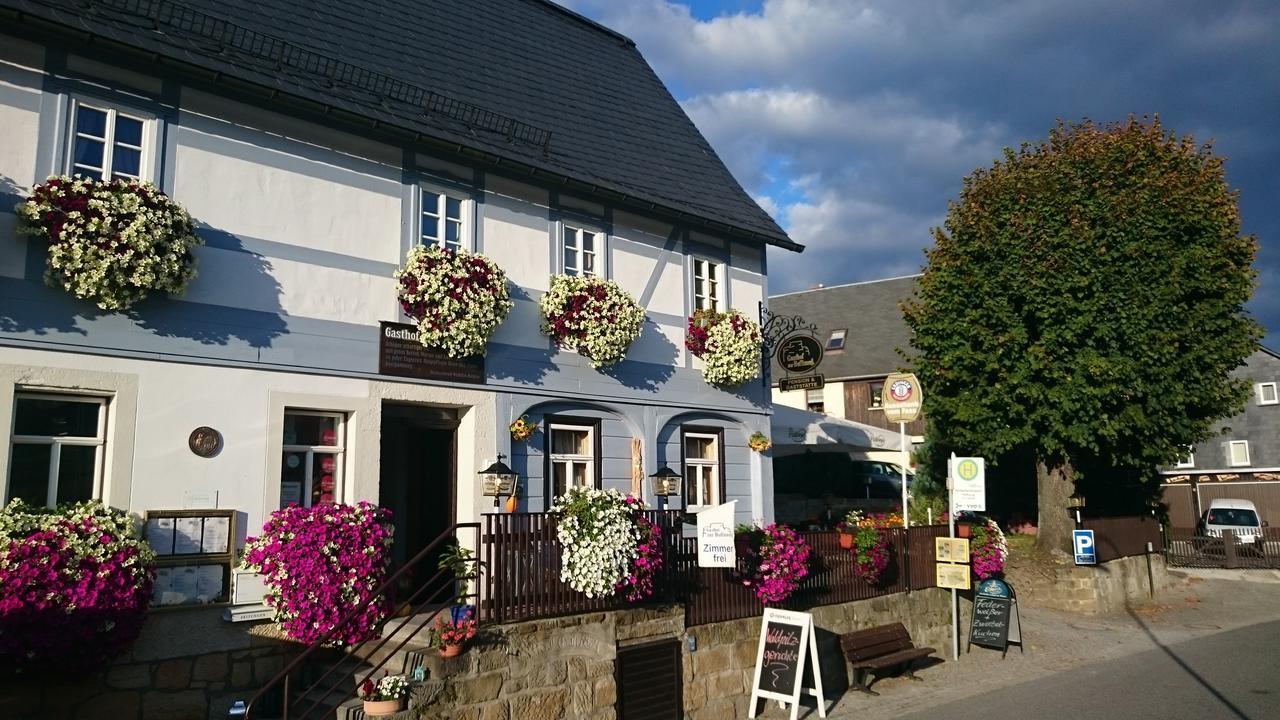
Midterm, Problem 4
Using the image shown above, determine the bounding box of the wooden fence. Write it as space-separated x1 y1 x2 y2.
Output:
481 513 951 627
1081 516 1162 563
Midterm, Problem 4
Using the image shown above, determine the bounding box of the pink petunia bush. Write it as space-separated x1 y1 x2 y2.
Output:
617 512 663 602
970 518 1008 580
242 502 393 646
736 523 811 605
0 500 155 675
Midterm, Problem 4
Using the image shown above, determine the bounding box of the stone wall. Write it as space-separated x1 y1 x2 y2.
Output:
0 608 299 720
1019 553 1170 615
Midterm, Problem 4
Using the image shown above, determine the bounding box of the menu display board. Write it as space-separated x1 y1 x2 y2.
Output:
144 509 237 608
748 608 828 720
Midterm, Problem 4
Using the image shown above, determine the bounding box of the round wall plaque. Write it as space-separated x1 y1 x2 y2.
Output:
188 427 222 458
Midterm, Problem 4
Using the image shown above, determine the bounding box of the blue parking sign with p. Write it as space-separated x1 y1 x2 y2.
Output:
1073 529 1096 565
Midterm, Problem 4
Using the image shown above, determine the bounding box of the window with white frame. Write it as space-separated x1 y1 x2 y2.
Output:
693 258 720 311
1175 447 1195 469
1257 382 1278 406
826 329 847 351
7 393 108 508
1228 440 1250 467
69 102 149 181
420 188 468 252
806 387 825 414
280 411 346 507
561 225 599 277
548 423 596 498
683 430 722 509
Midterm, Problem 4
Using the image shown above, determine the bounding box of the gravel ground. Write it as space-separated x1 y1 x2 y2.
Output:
749 568 1280 719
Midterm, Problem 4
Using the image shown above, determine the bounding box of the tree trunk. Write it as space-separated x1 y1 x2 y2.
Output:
1036 460 1076 554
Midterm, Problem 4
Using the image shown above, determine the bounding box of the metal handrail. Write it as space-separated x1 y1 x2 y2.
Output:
244 521 481 719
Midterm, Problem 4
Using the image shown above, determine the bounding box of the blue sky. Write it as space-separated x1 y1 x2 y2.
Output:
565 1 1280 338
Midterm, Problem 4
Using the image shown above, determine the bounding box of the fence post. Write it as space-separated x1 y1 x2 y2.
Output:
1224 530 1238 569
903 527 911 593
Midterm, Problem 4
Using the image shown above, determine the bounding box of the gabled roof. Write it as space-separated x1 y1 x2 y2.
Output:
769 275 919 381
1 0 798 251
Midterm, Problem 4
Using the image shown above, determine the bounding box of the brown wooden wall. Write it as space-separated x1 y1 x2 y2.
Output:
843 379 926 435
1161 480 1280 528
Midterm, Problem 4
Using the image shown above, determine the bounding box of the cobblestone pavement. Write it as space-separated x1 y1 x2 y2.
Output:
748 569 1280 719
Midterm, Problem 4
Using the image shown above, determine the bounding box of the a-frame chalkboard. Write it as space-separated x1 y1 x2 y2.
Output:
967 578 1024 657
748 608 828 720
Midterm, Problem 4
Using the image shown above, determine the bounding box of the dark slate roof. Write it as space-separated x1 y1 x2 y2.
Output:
2 0 798 251
769 275 920 382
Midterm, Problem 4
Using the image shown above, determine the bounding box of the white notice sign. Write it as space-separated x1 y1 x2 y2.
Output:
696 501 737 568
951 456 987 512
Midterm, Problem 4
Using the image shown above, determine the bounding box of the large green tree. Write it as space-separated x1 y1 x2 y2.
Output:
903 118 1261 552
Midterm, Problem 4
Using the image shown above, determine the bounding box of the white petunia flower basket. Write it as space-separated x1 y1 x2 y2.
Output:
395 244 513 357
15 175 202 311
685 309 763 387
539 274 646 368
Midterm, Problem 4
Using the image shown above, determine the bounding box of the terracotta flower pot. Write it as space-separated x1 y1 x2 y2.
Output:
363 698 405 716
957 523 972 539
838 532 855 550
439 643 464 658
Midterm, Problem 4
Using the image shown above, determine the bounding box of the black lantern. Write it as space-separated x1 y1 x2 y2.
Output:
650 466 682 512
480 454 518 498
1067 492 1087 528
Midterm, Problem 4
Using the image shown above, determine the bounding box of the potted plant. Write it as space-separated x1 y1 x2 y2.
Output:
836 510 862 549
747 432 772 453
432 606 477 657
539 274 646 367
357 673 409 716
970 518 1009 580
734 523 811 605
395 244 513 357
436 541 486 620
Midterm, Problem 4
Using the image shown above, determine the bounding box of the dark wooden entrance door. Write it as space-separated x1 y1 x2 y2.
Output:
379 403 457 605
616 639 683 720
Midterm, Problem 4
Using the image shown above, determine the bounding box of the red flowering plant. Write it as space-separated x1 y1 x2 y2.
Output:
849 510 901 585
15 175 202 310
431 605 478 648
241 502 393 646
0 500 156 675
734 523 811 605
539 274 646 367
685 309 763 387
395 244 513 358
617 510 663 602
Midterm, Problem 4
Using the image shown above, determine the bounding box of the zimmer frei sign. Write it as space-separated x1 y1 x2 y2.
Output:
696 501 737 568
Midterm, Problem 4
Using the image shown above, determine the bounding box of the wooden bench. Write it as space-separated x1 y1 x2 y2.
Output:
839 622 937 695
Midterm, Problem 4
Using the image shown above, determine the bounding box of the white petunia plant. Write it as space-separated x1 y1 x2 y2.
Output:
540 274 646 368
550 487 642 598
685 309 764 387
15 175 202 310
395 244 513 357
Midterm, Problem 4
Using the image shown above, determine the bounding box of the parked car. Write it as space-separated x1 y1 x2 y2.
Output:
773 453 913 528
1195 499 1267 547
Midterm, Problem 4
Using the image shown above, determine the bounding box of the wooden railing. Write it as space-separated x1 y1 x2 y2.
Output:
1082 515 1162 563
481 513 952 628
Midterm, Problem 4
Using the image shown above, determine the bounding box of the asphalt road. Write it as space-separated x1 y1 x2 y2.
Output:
898 619 1280 720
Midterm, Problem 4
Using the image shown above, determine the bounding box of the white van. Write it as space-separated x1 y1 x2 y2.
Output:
1197 499 1266 545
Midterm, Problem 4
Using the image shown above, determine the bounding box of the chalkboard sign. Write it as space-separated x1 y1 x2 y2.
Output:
967 578 1023 657
969 595 1011 648
749 609 828 720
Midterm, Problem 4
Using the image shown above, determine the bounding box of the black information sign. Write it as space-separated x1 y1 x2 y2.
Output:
968 578 1023 657
779 374 824 392
778 334 823 373
757 619 804 696
379 322 485 384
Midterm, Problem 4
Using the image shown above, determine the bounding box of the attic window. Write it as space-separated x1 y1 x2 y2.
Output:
826 329 847 351
1257 382 1278 406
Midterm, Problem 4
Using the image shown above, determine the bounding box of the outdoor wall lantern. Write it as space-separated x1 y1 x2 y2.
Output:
479 454 518 499
1067 492 1087 527
650 466 682 512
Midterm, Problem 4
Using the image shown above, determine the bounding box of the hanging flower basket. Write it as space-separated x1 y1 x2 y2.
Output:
509 415 537 442
15 176 202 310
550 488 660 600
733 523 811 605
685 309 763 387
747 432 772 453
540 274 645 368
395 244 513 358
